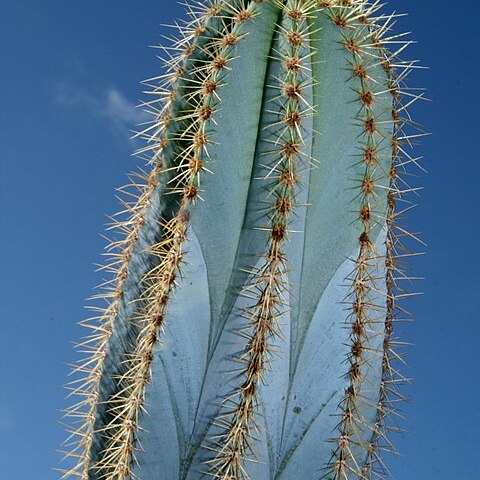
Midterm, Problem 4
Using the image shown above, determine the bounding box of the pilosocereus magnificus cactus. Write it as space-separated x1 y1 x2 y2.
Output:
61 1 425 479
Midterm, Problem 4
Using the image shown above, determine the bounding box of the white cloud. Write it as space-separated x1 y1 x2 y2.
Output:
54 82 150 137
105 88 148 127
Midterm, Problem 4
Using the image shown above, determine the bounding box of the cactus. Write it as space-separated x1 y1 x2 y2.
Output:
61 1 424 479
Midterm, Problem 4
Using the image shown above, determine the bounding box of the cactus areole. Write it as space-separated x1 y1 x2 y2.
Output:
62 1 424 479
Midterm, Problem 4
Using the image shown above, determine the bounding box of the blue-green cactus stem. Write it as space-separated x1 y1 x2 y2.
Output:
60 1 423 479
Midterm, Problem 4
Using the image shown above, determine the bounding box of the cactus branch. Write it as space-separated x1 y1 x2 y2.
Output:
60 1 424 479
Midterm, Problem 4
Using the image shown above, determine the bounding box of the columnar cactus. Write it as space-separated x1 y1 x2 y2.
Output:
61 1 424 479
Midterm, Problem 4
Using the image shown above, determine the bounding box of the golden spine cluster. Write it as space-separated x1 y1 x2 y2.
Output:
207 1 317 478
91 2 260 479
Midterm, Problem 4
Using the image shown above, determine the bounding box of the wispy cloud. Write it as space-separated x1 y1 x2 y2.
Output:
54 82 150 138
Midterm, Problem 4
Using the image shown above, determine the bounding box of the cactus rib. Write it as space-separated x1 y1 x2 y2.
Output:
93 2 262 478
362 12 426 480
323 3 424 479
60 2 226 478
206 2 318 477
324 8 390 479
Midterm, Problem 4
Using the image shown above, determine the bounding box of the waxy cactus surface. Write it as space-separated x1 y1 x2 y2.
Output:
61 1 424 479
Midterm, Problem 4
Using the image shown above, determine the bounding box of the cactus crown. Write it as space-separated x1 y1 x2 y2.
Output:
60 1 425 479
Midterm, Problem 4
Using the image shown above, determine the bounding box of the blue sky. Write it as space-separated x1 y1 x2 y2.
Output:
0 0 478 478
